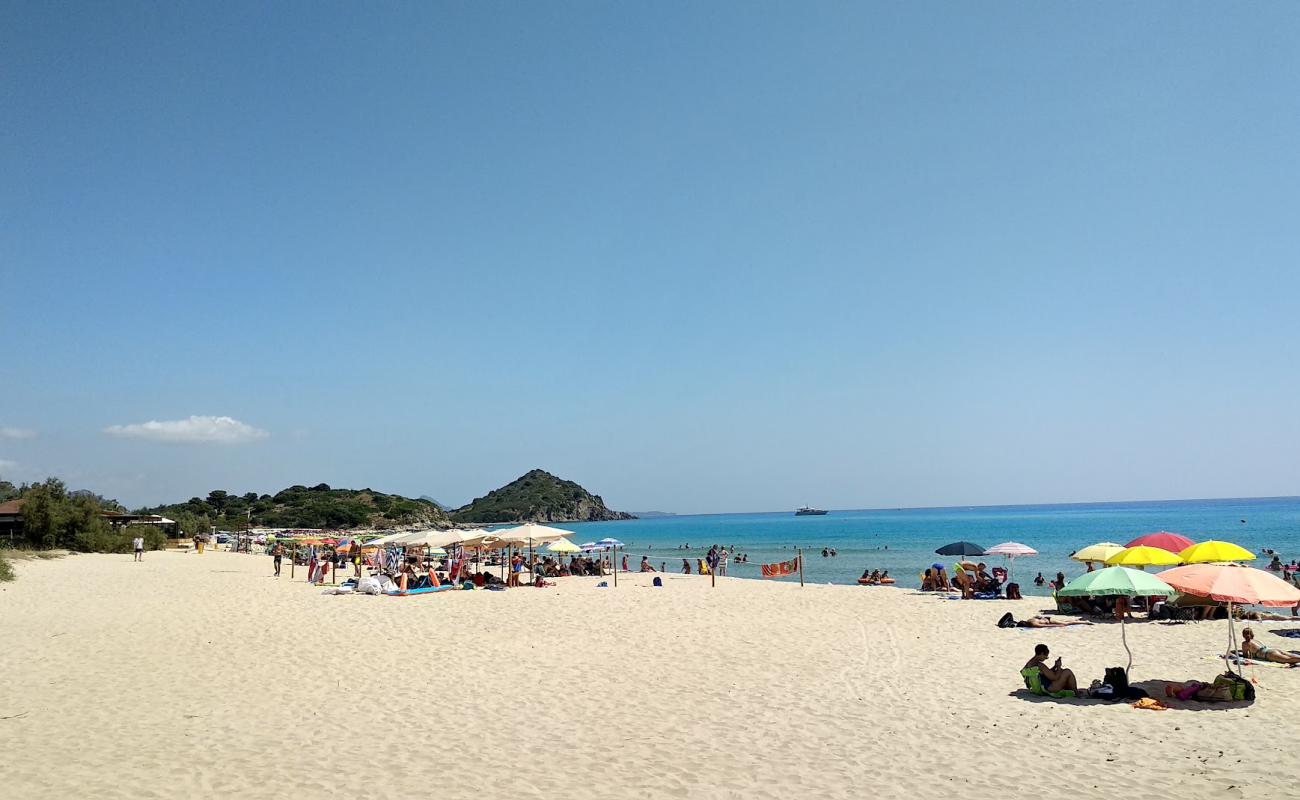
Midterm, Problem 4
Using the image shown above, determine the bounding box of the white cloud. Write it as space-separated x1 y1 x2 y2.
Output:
0 427 36 439
103 415 269 445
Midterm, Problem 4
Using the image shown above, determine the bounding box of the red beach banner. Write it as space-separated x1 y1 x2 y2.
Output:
761 556 800 578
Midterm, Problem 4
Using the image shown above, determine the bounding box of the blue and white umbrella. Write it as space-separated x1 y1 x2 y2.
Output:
596 538 626 586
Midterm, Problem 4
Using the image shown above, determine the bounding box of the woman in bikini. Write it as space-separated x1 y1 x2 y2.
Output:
1241 627 1300 664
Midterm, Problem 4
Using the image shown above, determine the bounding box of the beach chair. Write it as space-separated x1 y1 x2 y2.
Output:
1020 667 1075 699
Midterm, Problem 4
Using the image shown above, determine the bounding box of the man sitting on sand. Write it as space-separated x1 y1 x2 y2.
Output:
1241 627 1300 665
1024 644 1080 694
640 556 656 572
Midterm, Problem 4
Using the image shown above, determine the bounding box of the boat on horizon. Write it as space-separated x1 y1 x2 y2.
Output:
795 506 828 516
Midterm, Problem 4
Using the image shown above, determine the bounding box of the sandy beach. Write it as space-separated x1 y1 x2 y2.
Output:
2 551 1297 799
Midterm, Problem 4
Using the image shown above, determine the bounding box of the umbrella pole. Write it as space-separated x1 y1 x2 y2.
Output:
1227 602 1240 677
614 546 618 588
1121 613 1132 677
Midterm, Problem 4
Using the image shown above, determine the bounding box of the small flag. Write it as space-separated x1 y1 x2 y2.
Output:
760 556 800 578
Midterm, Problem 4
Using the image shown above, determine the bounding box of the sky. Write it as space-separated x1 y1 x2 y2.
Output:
3 2 1298 513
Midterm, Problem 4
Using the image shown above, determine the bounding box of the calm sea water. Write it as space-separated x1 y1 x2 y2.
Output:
560 497 1300 594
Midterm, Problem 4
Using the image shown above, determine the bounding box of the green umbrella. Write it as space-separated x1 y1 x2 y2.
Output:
1058 566 1175 675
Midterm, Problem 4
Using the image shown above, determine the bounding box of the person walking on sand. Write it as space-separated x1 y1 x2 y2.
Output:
272 543 284 577
133 534 145 562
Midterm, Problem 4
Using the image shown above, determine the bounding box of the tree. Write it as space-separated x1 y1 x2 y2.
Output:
20 486 60 549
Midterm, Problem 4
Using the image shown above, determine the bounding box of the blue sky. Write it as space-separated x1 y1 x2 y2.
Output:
3 2 1298 512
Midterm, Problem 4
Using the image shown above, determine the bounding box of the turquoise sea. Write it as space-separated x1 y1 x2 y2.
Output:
561 497 1300 595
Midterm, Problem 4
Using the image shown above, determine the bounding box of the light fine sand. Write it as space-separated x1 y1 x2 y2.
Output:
2 552 1297 799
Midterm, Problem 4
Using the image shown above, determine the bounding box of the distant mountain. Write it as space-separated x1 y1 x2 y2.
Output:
450 469 636 524
141 484 448 530
630 511 677 518
418 495 451 511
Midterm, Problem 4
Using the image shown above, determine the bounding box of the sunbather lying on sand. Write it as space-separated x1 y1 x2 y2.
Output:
1019 615 1094 628
999 612 1093 629
1241 628 1300 664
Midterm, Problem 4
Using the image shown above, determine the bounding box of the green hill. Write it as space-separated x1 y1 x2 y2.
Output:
140 484 447 530
450 469 635 524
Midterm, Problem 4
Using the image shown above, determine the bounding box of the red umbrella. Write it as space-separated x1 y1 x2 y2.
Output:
1126 531 1194 554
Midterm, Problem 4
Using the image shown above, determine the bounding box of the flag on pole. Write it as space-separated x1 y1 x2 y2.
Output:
761 556 801 578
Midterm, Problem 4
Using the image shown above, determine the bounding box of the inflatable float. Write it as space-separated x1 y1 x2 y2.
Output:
385 585 455 596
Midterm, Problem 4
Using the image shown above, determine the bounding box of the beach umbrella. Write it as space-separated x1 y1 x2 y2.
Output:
1058 566 1175 674
578 542 599 551
547 537 581 554
1125 531 1194 554
983 542 1036 583
595 538 625 586
1178 541 1256 564
984 542 1036 557
1159 563 1300 675
365 530 422 547
935 541 987 557
1159 563 1300 607
1071 542 1125 564
1105 546 1182 569
497 523 574 546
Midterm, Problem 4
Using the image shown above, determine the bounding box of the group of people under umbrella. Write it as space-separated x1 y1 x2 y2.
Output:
937 531 1300 681
332 524 629 589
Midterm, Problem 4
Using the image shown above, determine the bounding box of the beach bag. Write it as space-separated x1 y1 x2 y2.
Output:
1202 672 1253 702
1104 667 1129 696
997 612 1017 628
652 576 663 587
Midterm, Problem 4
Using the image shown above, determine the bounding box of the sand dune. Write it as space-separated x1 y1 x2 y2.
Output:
1 551 1296 799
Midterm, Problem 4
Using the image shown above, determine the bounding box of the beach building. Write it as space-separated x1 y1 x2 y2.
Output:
0 498 180 541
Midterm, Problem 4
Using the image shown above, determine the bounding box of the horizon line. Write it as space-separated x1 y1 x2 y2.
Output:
620 494 1300 520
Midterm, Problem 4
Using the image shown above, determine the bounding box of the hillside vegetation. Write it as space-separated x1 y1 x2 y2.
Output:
451 469 634 524
142 484 448 530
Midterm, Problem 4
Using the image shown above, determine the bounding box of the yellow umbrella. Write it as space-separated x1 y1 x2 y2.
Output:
546 537 582 554
1178 541 1255 564
1105 545 1182 568
1072 542 1125 563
